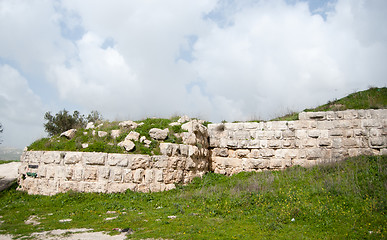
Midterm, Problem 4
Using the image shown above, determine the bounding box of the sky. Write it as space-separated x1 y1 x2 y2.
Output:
0 0 386 149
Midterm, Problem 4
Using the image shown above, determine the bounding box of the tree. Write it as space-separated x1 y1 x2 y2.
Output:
87 110 103 123
44 109 86 136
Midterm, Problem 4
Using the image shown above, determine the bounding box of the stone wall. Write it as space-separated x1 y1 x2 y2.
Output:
18 109 386 195
208 109 387 175
18 143 209 195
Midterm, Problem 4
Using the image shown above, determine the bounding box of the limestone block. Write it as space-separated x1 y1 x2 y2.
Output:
308 130 320 138
381 148 387 155
342 139 358 147
227 140 238 148
73 167 83 181
45 166 55 179
369 137 385 148
317 121 334 130
236 149 250 158
354 129 367 136
64 152 82 164
99 167 110 180
282 130 295 139
274 149 286 159
268 140 281 149
295 130 308 139
37 166 46 178
122 169 133 182
152 155 169 168
149 128 169 140
306 149 321 160
234 130 250 140
362 119 381 128
155 169 164 182
303 139 317 148
110 130 121 139
369 128 383 137
133 169 144 183
98 131 108 137
111 168 123 182
144 169 154 183
65 167 73 180
329 129 343 137
260 140 268 148
228 149 236 158
118 140 135 152
247 139 260 148
168 157 186 169
260 149 275 158
179 144 189 157
213 148 229 157
131 155 151 169
84 167 98 180
107 183 136 193
318 138 331 147
269 159 283 169
332 138 342 149
41 151 59 164
107 153 128 167
181 132 196 145
125 131 140 141
55 166 66 179
119 120 138 129
60 129 77 139
282 140 292 148
159 142 173 156
84 152 107 165
188 145 199 157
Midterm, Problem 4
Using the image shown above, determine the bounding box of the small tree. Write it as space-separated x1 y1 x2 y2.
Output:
87 110 103 123
44 109 86 136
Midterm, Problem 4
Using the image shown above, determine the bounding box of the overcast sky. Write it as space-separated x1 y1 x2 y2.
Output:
0 0 386 149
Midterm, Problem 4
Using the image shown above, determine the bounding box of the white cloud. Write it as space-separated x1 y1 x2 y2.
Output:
0 0 386 147
0 65 44 148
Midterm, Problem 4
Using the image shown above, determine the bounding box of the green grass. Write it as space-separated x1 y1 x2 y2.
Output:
272 87 387 121
27 117 188 155
0 160 18 165
1 155 385 239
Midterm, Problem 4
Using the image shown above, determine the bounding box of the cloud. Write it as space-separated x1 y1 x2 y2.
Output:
0 0 386 148
0 64 44 148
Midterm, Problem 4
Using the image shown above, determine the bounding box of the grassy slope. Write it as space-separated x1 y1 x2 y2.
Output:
272 87 387 121
0 155 385 239
27 117 187 155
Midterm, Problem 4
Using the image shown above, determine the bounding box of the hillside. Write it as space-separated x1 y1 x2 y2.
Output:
272 87 387 121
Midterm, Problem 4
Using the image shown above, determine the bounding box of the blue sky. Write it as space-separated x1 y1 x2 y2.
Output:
0 0 386 149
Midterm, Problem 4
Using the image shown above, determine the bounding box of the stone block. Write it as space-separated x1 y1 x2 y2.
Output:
152 155 169 168
99 167 110 179
329 129 343 137
249 149 260 159
144 169 154 183
133 169 144 183
107 153 128 167
308 130 320 138
306 149 321 160
84 167 98 181
332 138 342 149
131 155 151 169
317 121 334 130
369 137 385 148
123 169 133 182
155 169 164 182
342 139 358 147
282 130 295 139
362 119 381 128
64 152 82 164
73 167 83 181
282 140 292 148
260 149 275 158
84 152 107 165
295 130 308 139
111 168 123 182
318 139 331 147
269 159 283 168
268 140 281 149
236 149 250 158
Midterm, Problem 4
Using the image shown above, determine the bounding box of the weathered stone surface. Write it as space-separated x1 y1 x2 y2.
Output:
86 122 95 129
149 128 169 140
60 129 77 139
118 140 135 152
98 131 108 137
178 115 190 123
125 131 140 141
84 152 107 165
111 129 121 139
118 120 138 129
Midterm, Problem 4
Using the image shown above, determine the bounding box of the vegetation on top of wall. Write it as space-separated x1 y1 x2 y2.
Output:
0 155 385 239
272 87 387 121
28 116 188 155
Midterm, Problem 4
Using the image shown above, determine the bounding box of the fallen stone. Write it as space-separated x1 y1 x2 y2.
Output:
0 162 21 191
118 140 135 152
118 121 138 129
82 143 89 149
59 219 72 223
125 131 140 141
111 130 121 139
178 115 190 123
149 128 169 140
86 122 95 129
60 129 77 139
98 131 108 137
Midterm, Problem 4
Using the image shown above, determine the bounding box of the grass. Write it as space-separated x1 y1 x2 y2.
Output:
27 117 189 155
0 155 385 239
0 160 18 165
272 87 387 121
